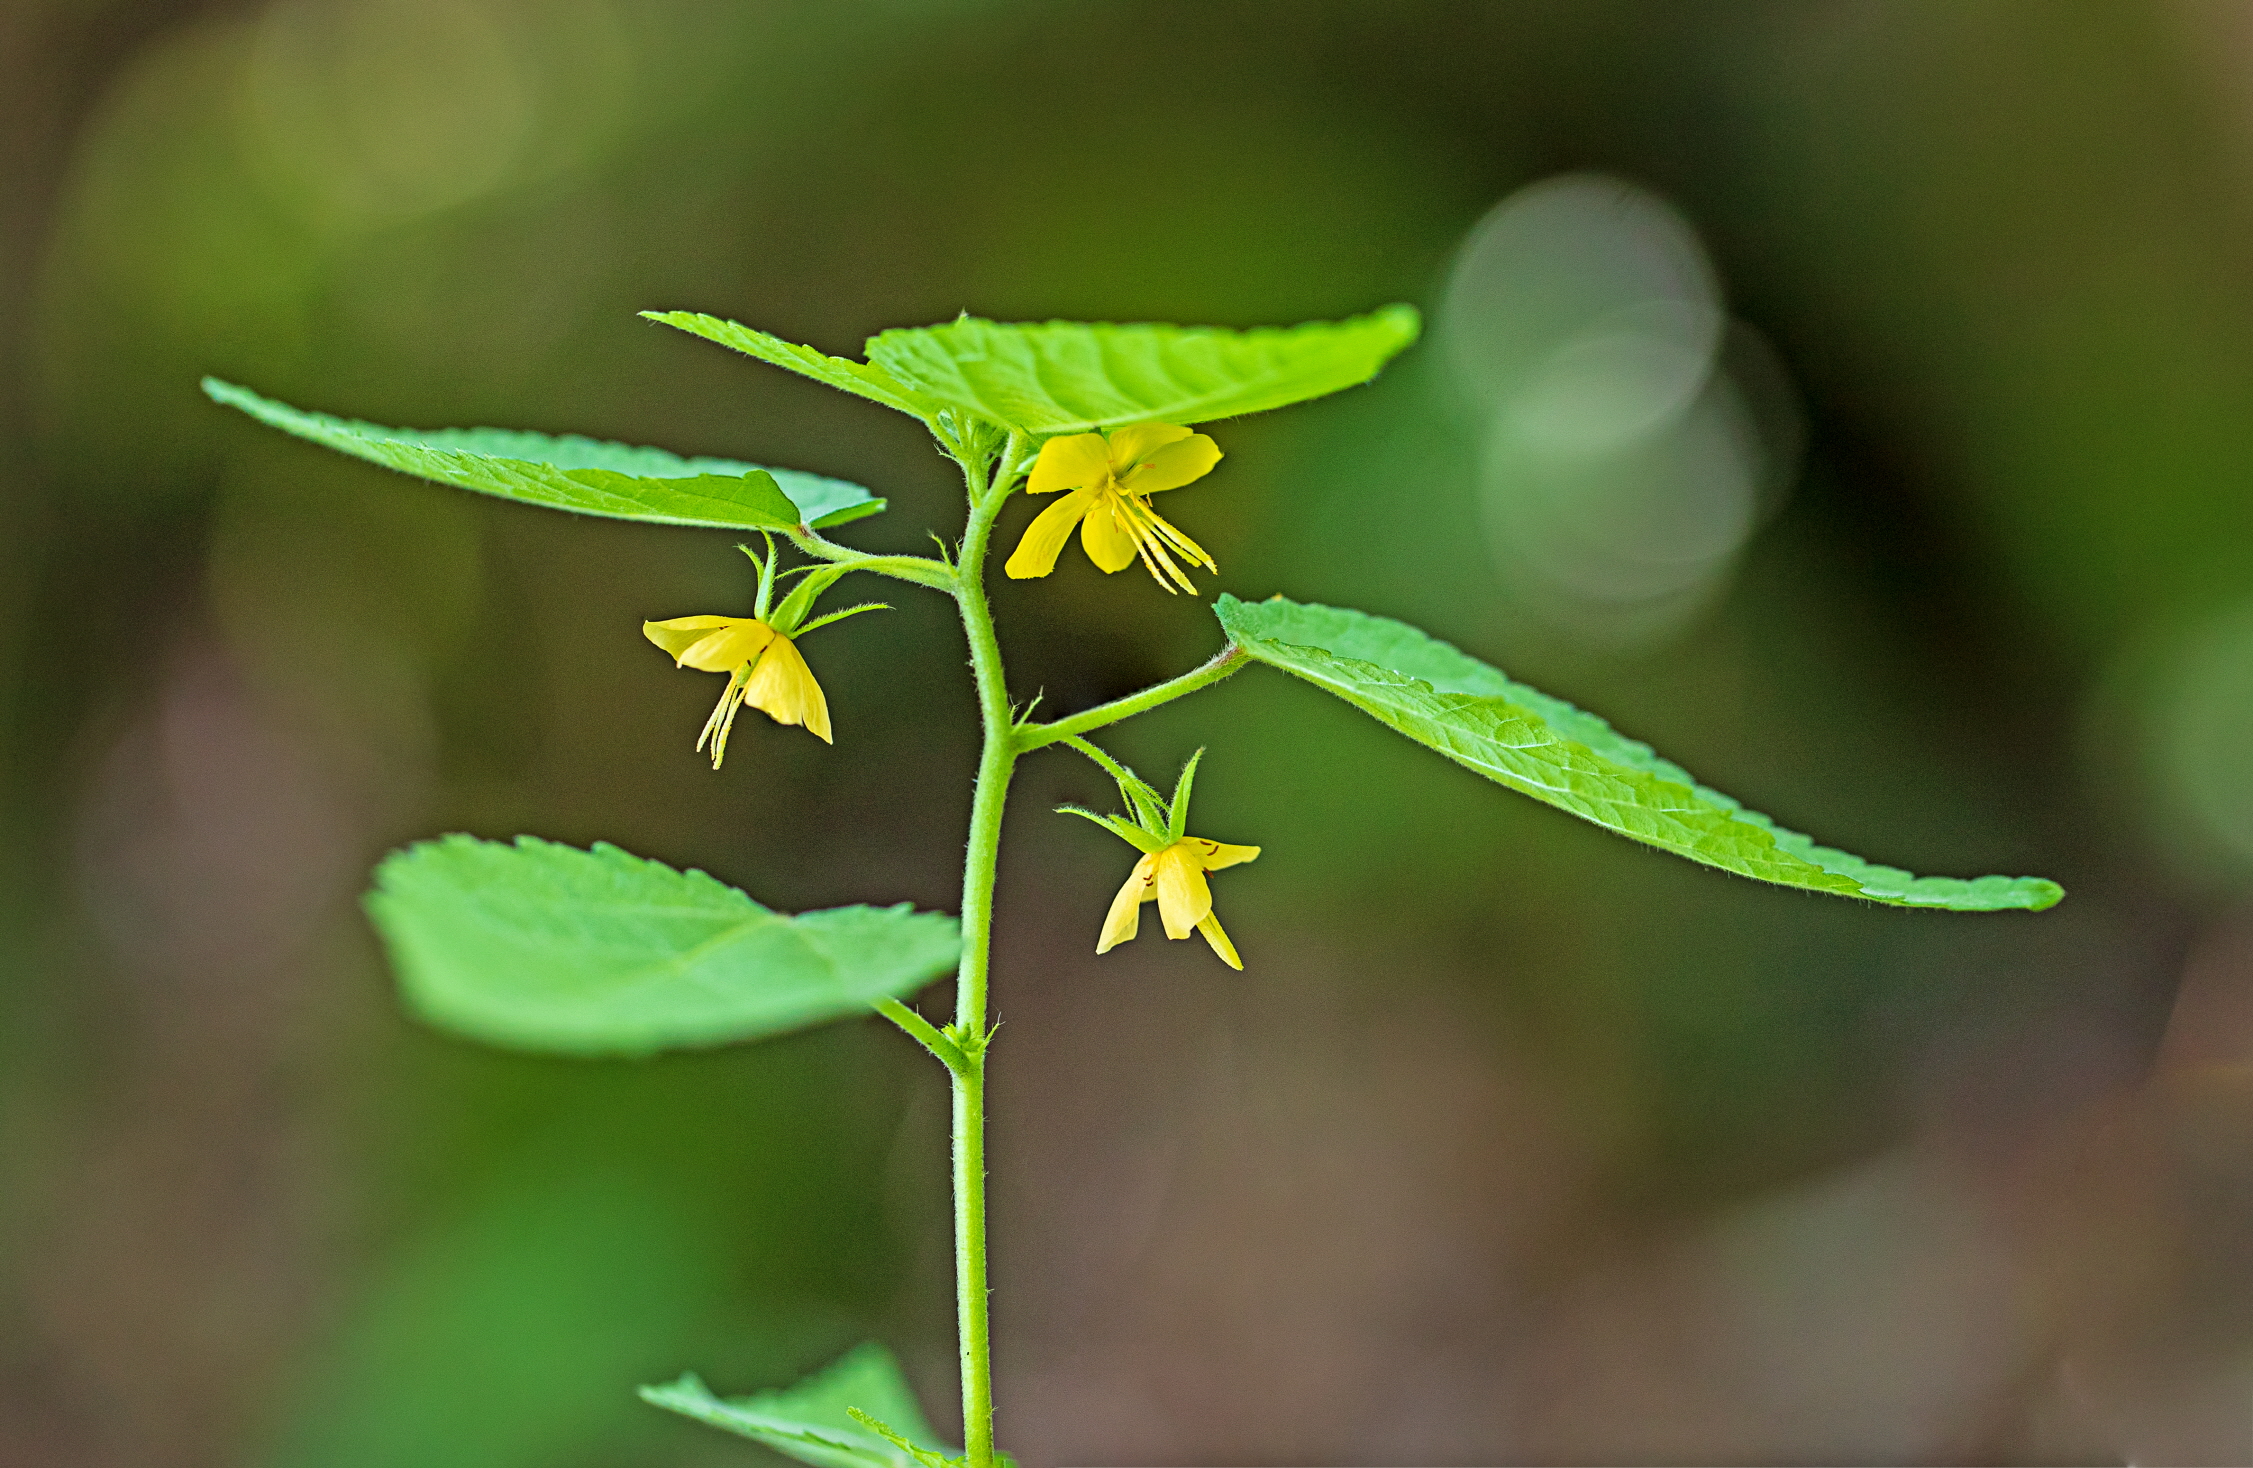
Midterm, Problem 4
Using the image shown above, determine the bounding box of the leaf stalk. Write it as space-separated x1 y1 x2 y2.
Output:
783 526 958 592
874 998 967 1072
1013 643 1249 752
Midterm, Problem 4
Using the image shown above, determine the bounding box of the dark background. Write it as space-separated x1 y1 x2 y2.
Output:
9 3 2253 1463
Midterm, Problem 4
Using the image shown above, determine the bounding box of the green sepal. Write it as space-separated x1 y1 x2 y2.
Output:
1059 736 1170 834
640 1343 958 1468
793 602 891 638
746 536 780 620
204 378 885 530
769 561 859 634
1057 804 1165 855
367 836 961 1056
1166 747 1206 843
861 307 1422 435
1120 780 1168 837
642 311 946 422
1214 593 2064 912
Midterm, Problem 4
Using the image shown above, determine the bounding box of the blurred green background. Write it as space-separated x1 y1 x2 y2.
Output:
11 2 2253 1463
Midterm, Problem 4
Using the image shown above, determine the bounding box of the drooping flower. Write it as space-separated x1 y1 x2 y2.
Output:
1058 743 1259 968
643 615 830 762
1004 424 1222 593
643 540 887 767
1097 835 1261 969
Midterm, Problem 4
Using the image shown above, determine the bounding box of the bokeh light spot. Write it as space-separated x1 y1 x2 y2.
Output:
1440 173 1801 647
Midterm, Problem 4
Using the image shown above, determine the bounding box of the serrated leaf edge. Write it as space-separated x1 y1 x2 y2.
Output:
1215 594 2063 912
203 377 882 531
862 306 1421 434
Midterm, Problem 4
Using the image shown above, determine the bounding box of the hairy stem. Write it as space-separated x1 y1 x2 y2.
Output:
945 434 1020 1468
1013 643 1248 752
875 998 965 1071
783 527 957 592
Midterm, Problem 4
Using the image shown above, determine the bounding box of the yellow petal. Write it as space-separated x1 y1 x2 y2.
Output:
646 614 770 668
1120 433 1221 494
677 620 776 672
1105 423 1193 471
740 633 833 742
1078 493 1142 574
1027 433 1112 493
1152 842 1212 939
1194 911 1243 970
1096 855 1156 954
1004 489 1097 579
1189 839 1260 872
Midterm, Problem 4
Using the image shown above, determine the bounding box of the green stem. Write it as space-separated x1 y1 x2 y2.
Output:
943 433 1020 1468
783 528 957 592
1013 643 1248 752
949 1056 993 1467
874 998 965 1071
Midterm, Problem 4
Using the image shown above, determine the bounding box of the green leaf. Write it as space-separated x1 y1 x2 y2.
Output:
861 306 1423 435
641 1343 951 1468
203 378 885 531
366 836 961 1056
642 311 947 421
1214 594 2064 912
847 1411 952 1468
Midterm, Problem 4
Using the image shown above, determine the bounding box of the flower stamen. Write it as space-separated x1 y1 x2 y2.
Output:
1004 425 1223 591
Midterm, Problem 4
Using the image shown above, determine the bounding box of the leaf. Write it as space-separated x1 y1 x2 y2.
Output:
1214 594 2064 912
848 1411 953 1468
641 1343 951 1468
642 311 947 421
264 1167 725 1468
366 836 961 1056
861 306 1423 435
203 378 885 530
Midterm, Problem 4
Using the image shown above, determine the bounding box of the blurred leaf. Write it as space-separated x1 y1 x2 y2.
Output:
203 378 885 529
262 1170 721 1468
642 311 947 420
861 306 1423 435
1215 594 2063 911
367 836 961 1055
642 1343 952 1468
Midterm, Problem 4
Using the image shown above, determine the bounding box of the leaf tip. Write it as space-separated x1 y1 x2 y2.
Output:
1371 301 1424 341
639 1370 707 1401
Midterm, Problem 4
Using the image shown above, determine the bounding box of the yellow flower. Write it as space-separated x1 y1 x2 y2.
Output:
643 614 831 764
1063 742 1259 966
1004 424 1223 593
1097 836 1261 969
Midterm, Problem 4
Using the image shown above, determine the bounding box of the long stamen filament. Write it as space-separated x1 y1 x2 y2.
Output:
1133 518 1197 592
1126 524 1181 594
1137 499 1216 569
696 664 755 767
1108 488 1206 593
